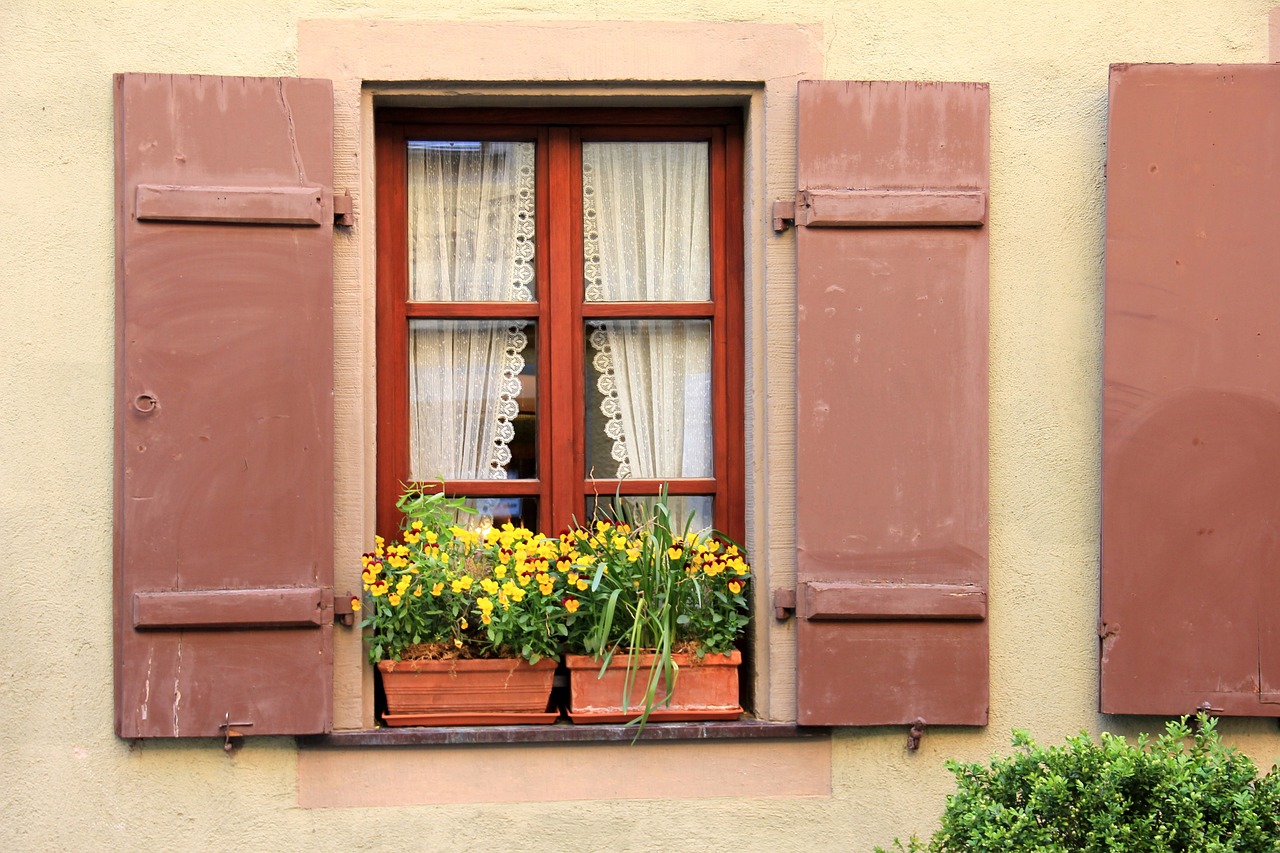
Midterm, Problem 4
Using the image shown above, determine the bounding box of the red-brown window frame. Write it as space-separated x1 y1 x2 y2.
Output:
375 108 745 542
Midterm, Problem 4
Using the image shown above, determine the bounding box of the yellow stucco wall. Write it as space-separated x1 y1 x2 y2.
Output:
3 1 1279 850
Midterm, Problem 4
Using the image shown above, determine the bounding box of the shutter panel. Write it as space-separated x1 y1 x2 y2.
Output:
1101 64 1280 717
794 81 989 726
114 74 335 738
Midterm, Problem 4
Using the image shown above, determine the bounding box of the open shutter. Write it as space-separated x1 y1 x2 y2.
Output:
794 81 989 726
1101 64 1280 717
114 74 336 738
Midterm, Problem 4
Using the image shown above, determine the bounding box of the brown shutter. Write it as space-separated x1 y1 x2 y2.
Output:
794 81 989 726
1101 64 1280 717
114 74 335 738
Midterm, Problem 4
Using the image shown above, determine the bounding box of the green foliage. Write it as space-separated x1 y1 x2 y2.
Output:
876 716 1280 853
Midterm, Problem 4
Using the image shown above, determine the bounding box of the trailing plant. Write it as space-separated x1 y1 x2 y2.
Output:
876 715 1280 853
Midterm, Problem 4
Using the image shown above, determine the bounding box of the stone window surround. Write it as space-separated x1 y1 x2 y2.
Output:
299 16 821 743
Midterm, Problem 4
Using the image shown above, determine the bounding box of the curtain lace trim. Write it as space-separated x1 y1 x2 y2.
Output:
486 145 536 477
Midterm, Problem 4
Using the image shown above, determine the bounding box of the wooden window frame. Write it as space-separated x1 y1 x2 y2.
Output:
375 108 745 543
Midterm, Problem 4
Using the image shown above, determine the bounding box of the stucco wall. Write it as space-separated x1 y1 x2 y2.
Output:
3 1 1279 850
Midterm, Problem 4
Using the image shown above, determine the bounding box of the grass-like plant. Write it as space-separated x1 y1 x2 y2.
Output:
877 715 1280 852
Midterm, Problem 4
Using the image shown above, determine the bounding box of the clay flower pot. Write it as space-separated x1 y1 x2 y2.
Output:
377 657 558 726
565 650 743 724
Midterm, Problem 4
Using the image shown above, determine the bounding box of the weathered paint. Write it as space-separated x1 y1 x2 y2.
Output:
794 80 990 726
4 3 1280 851
114 73 335 738
1101 63 1280 717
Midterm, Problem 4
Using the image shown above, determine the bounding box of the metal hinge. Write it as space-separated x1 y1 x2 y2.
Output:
773 588 797 621
334 592 357 627
772 199 796 233
333 189 354 227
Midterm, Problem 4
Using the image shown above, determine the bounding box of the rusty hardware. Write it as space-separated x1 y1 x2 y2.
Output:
772 588 797 621
771 199 796 233
1189 702 1223 733
132 393 158 413
219 712 254 752
333 592 357 627
906 718 926 750
333 189 354 227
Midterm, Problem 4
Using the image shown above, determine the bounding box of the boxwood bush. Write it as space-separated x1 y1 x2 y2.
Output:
877 716 1280 852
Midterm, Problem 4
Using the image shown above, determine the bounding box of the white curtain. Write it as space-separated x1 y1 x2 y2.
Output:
407 141 535 481
583 142 712 480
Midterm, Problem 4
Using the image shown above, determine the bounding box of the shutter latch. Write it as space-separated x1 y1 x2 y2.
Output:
220 712 253 752
772 588 797 621
333 189 354 227
906 717 926 750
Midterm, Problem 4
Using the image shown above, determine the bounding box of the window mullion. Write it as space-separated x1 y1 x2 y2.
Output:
546 126 579 533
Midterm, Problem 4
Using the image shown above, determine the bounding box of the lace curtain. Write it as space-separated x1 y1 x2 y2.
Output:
407 141 535 481
582 142 712 480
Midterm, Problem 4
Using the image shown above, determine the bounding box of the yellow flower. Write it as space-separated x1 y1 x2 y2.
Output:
361 566 378 584
556 558 572 573
453 638 463 648
626 547 642 563
728 580 743 595
566 571 579 585
403 531 420 544
494 564 508 579
459 618 469 630
425 530 438 545
576 579 589 591
564 598 580 614
369 579 387 597
349 596 361 612
431 582 445 596
667 545 684 560
477 597 494 613
481 578 500 595
388 593 401 606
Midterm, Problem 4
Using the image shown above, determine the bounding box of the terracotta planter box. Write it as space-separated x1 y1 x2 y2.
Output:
378 657 558 726
565 650 743 724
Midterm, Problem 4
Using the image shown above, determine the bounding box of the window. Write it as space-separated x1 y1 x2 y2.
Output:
374 109 745 543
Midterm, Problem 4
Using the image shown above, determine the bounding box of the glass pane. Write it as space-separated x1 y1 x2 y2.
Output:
454 497 539 532
407 140 535 302
582 141 710 302
409 320 537 480
586 495 714 536
584 320 712 479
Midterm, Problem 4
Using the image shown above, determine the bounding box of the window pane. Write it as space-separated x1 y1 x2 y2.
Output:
586 495 714 535
455 497 539 532
582 141 710 302
409 320 537 481
408 141 535 302
585 319 712 479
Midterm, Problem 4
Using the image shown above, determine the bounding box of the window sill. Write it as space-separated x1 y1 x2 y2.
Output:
297 719 826 747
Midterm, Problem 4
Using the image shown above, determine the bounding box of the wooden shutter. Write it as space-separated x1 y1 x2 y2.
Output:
114 74 336 738
1101 64 1280 717
793 81 990 726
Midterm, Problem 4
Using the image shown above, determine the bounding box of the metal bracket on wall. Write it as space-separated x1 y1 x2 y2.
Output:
333 592 357 627
772 199 796 233
772 588 797 621
333 189 354 227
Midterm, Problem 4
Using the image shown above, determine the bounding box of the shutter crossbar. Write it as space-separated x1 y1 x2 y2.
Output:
133 587 330 629
135 184 326 226
801 581 986 621
796 189 986 228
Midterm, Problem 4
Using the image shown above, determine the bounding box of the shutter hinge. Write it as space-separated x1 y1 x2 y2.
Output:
773 588 797 621
333 189 354 227
772 199 796 233
334 592 358 627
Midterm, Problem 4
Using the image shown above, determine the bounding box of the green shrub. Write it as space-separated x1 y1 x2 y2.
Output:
877 716 1280 852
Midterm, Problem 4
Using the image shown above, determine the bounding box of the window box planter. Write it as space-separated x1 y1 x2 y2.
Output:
378 657 558 726
565 650 743 724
